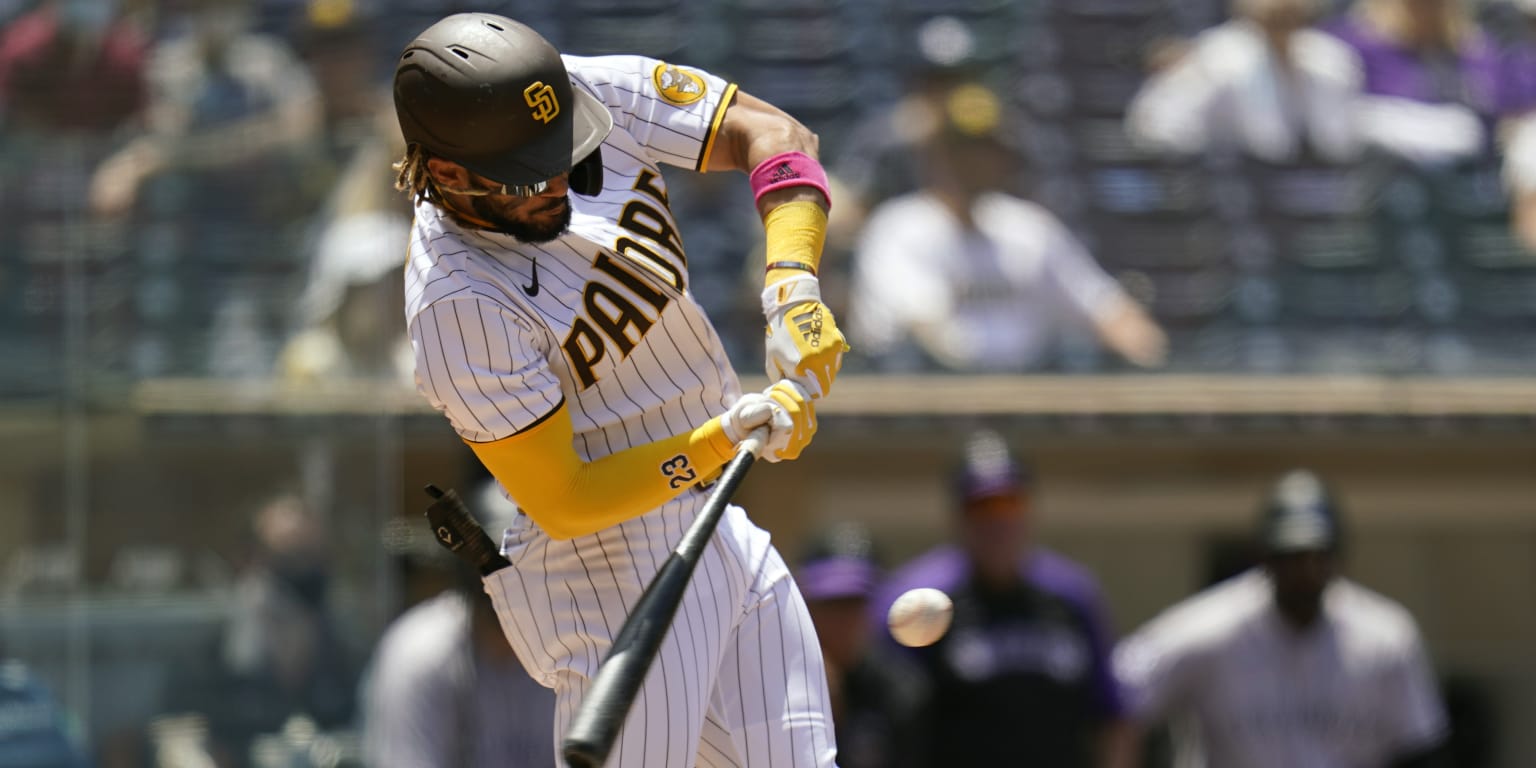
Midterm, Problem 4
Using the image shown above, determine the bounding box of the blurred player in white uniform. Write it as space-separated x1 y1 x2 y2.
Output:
363 480 555 768
1114 470 1450 768
391 12 849 767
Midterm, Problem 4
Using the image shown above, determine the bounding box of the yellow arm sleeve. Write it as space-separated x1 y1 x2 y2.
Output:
467 402 737 540
763 200 828 286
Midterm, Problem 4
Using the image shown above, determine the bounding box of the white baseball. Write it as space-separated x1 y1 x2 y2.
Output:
887 587 953 647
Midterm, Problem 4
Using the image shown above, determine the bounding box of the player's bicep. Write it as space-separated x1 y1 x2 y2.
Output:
409 298 563 442
567 55 735 170
704 88 819 174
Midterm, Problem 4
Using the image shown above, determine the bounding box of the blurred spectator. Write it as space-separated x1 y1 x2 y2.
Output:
1504 0 1536 111
361 479 554 768
1126 0 1365 164
0 655 91 767
796 523 927 768
278 98 412 385
0 0 148 364
848 84 1167 372
1503 0 1536 254
1331 0 1532 165
822 16 985 316
0 0 146 136
88 0 325 378
1113 470 1450 768
89 0 323 217
872 430 1134 768
163 493 359 767
292 0 385 161
1505 111 1536 252
835 15 980 213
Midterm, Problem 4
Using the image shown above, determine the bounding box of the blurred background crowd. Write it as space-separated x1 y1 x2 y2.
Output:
4 0 1536 385
1 0 1533 766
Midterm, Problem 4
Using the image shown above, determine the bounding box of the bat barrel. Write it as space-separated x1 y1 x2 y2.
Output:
560 551 694 766
559 447 760 767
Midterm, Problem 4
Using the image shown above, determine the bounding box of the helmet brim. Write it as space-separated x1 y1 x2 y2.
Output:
461 82 614 188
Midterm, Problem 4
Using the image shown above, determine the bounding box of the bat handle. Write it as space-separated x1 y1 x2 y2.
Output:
738 425 770 459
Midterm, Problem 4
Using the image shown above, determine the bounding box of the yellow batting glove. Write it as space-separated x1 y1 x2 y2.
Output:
762 380 817 462
762 275 850 399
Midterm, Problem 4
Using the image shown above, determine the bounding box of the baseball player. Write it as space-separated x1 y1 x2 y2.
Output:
363 479 555 768
1113 470 1450 768
392 12 849 768
871 430 1132 768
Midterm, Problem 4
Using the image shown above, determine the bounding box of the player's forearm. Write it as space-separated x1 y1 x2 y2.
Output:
468 405 736 540
1093 296 1169 369
149 99 321 171
762 200 829 285
1514 192 1536 253
706 91 827 204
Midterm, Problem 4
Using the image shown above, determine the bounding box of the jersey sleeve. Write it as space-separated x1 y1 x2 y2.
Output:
1112 613 1202 723
1071 577 1131 721
1124 37 1223 157
360 601 465 768
361 648 457 768
409 297 564 442
1038 214 1128 324
564 54 737 171
1381 625 1450 756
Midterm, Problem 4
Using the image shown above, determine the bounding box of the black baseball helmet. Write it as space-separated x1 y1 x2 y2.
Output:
393 13 613 189
1258 469 1342 554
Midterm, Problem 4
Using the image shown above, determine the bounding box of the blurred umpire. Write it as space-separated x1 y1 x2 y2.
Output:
1114 470 1451 768
873 430 1134 768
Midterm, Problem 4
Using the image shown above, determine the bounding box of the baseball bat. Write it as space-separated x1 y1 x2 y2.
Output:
561 430 768 768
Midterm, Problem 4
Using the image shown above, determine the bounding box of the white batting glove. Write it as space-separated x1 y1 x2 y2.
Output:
762 276 849 400
720 391 792 459
718 382 816 463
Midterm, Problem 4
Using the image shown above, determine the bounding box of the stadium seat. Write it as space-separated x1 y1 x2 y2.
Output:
1085 165 1209 215
1116 267 1235 326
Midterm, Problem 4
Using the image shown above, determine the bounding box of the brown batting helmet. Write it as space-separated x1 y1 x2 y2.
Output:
393 13 613 189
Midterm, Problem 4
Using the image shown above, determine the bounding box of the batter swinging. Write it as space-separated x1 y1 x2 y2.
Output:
393 13 849 767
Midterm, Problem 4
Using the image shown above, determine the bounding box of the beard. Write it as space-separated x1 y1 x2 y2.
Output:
471 195 572 243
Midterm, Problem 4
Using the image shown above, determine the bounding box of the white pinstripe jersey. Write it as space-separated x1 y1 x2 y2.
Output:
1114 570 1447 768
405 55 742 466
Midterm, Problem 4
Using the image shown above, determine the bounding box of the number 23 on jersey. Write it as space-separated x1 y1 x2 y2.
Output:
660 454 697 490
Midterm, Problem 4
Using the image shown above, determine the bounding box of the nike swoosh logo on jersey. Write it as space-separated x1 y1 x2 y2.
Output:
523 259 540 297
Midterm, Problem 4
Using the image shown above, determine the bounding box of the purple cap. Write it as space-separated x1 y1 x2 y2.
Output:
797 555 880 601
954 429 1031 503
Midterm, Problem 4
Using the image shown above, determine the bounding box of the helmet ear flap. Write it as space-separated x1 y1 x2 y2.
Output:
569 147 604 197
571 145 605 195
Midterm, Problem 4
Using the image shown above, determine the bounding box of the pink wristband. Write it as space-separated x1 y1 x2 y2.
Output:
749 151 832 210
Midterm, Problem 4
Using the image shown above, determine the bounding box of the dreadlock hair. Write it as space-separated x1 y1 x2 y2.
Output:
393 144 437 205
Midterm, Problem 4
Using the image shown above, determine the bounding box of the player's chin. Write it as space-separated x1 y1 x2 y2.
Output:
497 199 572 243
536 197 569 216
